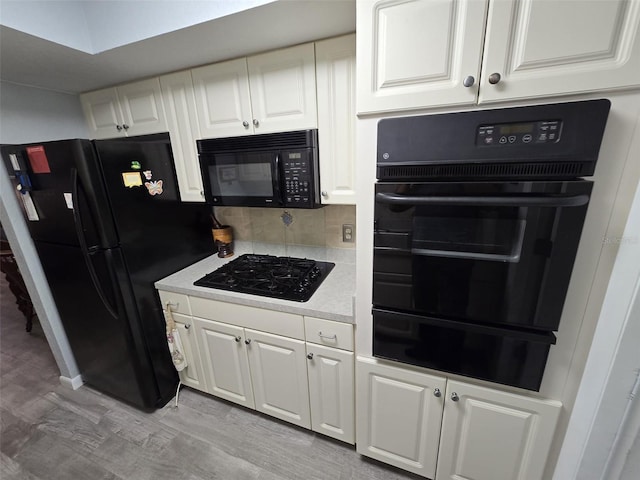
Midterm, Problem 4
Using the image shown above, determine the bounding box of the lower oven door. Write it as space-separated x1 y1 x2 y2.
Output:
373 308 556 391
373 180 592 331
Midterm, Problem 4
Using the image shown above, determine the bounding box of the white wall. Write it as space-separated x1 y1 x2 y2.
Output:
0 81 87 386
0 81 89 142
82 0 275 53
0 0 93 52
0 0 274 53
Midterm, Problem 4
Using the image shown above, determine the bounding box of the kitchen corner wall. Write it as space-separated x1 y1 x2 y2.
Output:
214 205 356 261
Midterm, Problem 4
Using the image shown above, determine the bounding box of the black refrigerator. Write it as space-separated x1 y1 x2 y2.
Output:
1 134 214 410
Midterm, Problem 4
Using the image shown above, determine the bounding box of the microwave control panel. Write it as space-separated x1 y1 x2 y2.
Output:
282 151 314 207
477 120 563 147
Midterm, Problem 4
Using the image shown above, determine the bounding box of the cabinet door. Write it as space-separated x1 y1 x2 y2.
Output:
80 87 125 139
116 78 168 137
307 344 354 444
356 0 488 114
356 357 446 478
436 380 562 480
193 318 255 409
316 34 357 205
171 312 206 392
159 71 205 202
245 329 311 428
192 58 253 138
247 43 318 133
480 0 640 103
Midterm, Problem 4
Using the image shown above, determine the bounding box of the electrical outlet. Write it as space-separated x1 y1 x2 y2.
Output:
342 224 355 243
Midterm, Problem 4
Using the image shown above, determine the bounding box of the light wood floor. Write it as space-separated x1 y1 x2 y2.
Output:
0 277 421 480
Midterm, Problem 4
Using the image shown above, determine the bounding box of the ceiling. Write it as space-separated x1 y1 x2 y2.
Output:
0 0 356 95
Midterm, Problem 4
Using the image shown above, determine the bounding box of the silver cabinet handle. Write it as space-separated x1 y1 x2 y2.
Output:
318 331 337 340
463 75 475 87
184 324 191 330
116 125 123 131
321 191 329 198
451 392 459 402
488 73 501 85
122 124 130 130
434 388 441 397
245 339 252 345
307 353 314 360
235 336 241 342
252 119 259 127
242 121 250 128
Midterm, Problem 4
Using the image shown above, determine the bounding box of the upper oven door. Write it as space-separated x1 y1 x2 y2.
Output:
373 181 592 330
200 151 282 207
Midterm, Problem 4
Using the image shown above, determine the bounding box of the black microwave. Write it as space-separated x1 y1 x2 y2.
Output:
197 130 322 208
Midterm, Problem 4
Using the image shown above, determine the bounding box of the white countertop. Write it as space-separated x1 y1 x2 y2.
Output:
155 243 356 323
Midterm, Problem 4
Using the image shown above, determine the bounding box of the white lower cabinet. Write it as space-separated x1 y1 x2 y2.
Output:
436 380 561 480
356 357 562 480
193 317 255 409
356 357 446 478
169 312 206 392
246 329 311 428
183 297 355 443
307 343 355 444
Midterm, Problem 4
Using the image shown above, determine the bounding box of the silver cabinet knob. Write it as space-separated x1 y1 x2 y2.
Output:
122 124 130 130
307 353 314 360
242 121 250 128
245 339 251 345
116 125 123 131
451 392 459 402
463 76 475 87
488 73 501 85
235 336 241 342
200 190 204 197
252 119 259 127
433 388 442 397
184 324 191 330
321 191 328 198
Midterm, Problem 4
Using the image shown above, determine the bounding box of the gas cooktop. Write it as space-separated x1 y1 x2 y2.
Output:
193 254 335 302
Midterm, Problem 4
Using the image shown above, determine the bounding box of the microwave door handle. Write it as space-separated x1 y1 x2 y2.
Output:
273 153 283 205
376 192 589 207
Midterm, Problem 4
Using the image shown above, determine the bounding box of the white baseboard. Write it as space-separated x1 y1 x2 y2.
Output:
59 374 84 390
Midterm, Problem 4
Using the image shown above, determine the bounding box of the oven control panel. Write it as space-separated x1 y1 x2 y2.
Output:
477 120 562 147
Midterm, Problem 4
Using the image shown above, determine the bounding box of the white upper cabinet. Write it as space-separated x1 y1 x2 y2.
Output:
192 58 254 138
81 78 168 139
248 43 318 133
436 380 562 480
479 0 640 103
316 34 357 205
159 71 205 202
357 0 640 114
193 43 317 139
357 0 488 113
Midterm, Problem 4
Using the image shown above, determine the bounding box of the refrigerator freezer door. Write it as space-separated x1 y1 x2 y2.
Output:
1 140 119 249
34 240 165 408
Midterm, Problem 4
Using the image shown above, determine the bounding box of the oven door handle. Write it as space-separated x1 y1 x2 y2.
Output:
410 218 527 263
375 192 589 207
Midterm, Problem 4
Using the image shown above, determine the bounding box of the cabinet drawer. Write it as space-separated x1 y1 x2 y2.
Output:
304 317 354 351
158 290 191 315
190 296 304 340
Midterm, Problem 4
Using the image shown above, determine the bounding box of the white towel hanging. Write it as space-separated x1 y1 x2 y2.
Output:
165 302 187 372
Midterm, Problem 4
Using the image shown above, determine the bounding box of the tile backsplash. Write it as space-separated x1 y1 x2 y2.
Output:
214 205 356 262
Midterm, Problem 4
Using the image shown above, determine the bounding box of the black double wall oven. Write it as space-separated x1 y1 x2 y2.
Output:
372 99 611 391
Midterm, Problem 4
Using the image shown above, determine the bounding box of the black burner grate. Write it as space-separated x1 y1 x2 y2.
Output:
193 254 334 302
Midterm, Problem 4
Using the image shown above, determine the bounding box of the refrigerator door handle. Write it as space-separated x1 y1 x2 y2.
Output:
71 168 118 319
